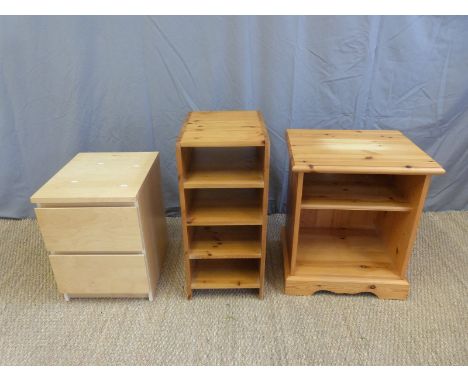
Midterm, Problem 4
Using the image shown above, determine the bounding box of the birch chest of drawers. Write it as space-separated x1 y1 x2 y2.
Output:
31 152 168 301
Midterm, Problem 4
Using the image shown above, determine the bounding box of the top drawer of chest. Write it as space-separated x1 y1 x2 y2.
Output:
35 206 143 253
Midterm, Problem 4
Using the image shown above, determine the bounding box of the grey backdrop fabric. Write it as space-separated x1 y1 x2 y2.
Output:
1 16 467 218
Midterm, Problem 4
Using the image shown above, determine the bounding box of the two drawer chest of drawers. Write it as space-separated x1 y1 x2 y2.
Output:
31 152 168 301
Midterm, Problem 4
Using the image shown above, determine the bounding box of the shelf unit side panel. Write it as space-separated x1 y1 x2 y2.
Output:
259 139 270 298
377 175 431 277
176 143 193 298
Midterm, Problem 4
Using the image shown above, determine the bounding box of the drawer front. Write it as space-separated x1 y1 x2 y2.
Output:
49 254 149 295
35 207 143 252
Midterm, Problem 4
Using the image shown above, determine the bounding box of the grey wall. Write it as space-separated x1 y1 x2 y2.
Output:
1 16 467 218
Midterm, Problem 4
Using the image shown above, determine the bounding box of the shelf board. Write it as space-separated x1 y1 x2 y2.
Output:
189 226 261 259
191 259 260 289
184 147 264 189
295 227 400 280
301 176 411 211
187 189 263 226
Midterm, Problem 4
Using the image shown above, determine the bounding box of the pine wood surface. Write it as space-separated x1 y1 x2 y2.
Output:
287 129 445 174
177 111 269 298
180 111 267 147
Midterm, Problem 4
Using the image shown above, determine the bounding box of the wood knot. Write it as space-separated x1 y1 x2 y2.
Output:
405 165 412 168
365 156 373 160
369 285 376 289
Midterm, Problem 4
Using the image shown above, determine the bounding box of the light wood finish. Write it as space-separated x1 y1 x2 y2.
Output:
283 129 444 300
31 152 158 204
177 111 269 298
180 111 266 147
49 254 149 296
287 130 445 175
32 152 167 301
296 227 398 279
188 226 261 259
377 175 432 277
183 147 264 188
136 155 168 300
186 189 263 226
281 229 409 299
35 207 142 253
302 174 411 211
191 259 260 289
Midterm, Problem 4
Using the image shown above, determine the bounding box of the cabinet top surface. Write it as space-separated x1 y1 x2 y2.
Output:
179 110 268 147
31 152 158 204
286 129 445 175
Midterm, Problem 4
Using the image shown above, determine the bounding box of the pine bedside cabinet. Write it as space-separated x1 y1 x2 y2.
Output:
31 152 168 301
177 111 270 299
283 130 445 300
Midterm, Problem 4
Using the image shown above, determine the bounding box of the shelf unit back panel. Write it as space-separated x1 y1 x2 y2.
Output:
185 188 263 226
301 173 412 211
191 259 260 289
182 147 265 189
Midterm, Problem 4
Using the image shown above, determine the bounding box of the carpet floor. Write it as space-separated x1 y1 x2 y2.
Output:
0 212 466 365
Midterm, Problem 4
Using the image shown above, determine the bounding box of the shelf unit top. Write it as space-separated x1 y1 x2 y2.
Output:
179 110 268 147
31 152 158 204
286 129 445 175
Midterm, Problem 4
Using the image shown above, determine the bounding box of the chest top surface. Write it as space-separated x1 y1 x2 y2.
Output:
179 110 267 147
286 129 445 175
31 152 158 204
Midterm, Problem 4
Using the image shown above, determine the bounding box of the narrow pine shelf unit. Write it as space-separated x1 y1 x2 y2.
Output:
283 129 445 300
177 111 270 299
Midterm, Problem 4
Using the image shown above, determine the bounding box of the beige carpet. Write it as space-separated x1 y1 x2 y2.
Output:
0 212 466 365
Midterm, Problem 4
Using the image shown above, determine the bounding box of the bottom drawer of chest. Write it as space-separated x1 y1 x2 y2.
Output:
49 254 149 296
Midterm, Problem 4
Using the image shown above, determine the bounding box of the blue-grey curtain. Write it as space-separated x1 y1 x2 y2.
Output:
1 16 467 218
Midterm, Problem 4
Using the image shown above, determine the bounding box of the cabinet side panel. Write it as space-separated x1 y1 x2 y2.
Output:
286 167 303 275
377 175 431 277
137 155 168 298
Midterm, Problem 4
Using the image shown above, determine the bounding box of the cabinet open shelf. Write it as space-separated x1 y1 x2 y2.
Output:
301 174 411 212
188 226 261 259
186 189 263 226
295 227 399 280
191 259 260 289
177 111 269 299
183 147 264 189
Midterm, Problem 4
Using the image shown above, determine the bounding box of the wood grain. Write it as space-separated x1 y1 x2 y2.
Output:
183 147 264 188
49 254 149 295
189 226 261 259
287 129 445 175
35 206 143 253
136 155 168 300
301 173 411 211
186 189 263 226
191 259 260 289
31 152 158 204
177 111 269 298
